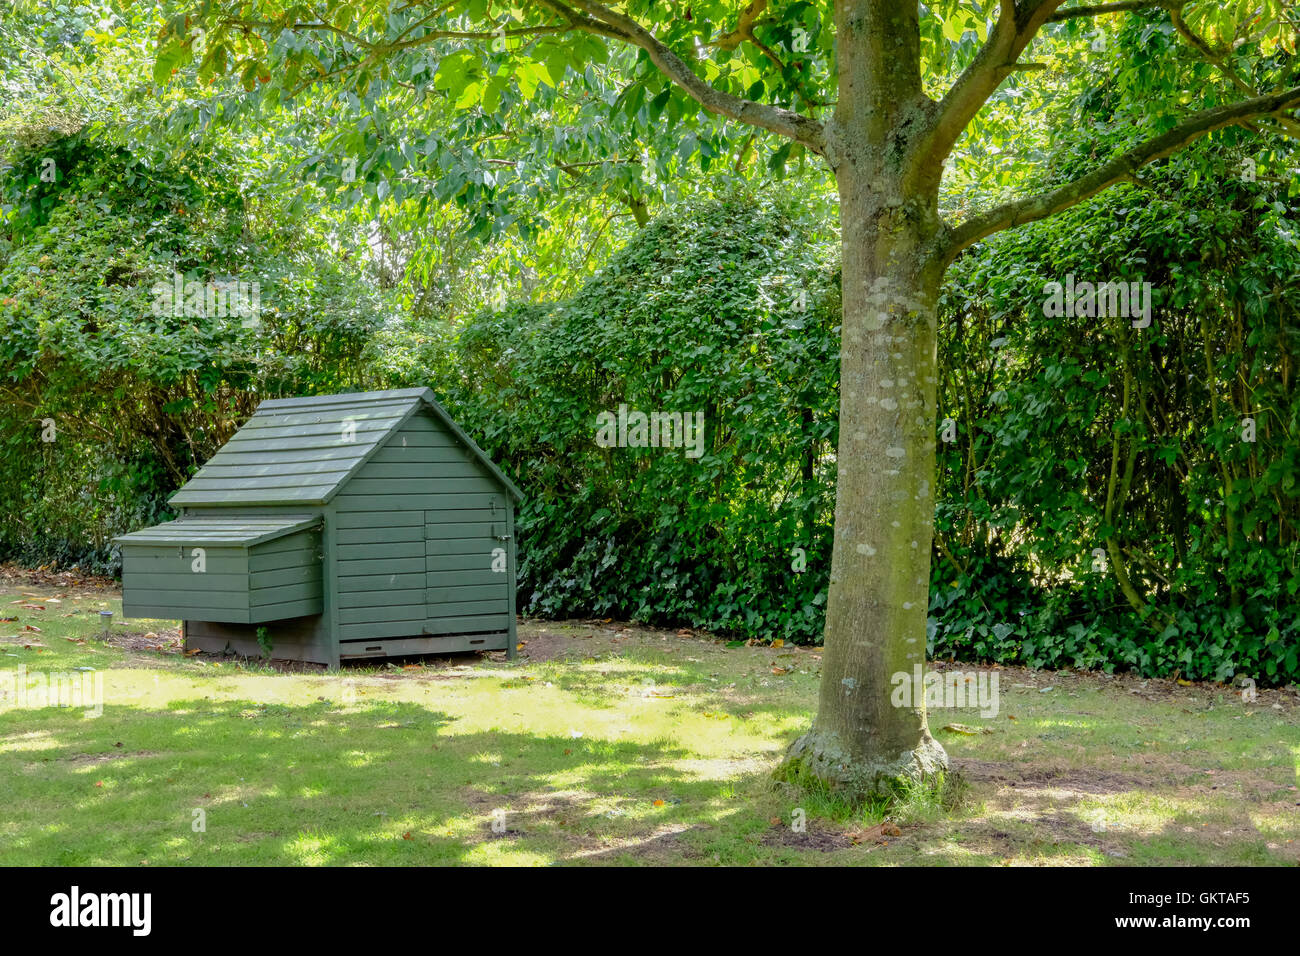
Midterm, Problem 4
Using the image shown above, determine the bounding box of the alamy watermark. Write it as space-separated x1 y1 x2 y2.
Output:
49 886 150 936
594 404 705 458
891 665 999 718
1041 274 1152 328
0 665 103 717
151 271 261 327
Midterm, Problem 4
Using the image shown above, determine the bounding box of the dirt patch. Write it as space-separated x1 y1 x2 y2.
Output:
760 818 904 852
516 624 602 663
110 633 327 672
761 818 855 852
367 654 496 677
63 749 161 764
955 759 1148 796
515 618 752 663
932 660 1300 712
102 627 182 655
515 620 662 663
0 563 117 597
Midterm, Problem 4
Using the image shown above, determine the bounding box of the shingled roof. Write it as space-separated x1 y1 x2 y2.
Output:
168 388 523 507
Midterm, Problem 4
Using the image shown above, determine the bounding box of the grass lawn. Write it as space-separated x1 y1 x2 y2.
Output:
1 574 1297 866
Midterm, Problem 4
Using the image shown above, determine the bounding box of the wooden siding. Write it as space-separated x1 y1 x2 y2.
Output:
334 412 512 644
121 529 322 624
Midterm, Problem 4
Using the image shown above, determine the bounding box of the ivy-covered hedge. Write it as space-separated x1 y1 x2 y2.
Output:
930 142 1300 684
416 193 844 642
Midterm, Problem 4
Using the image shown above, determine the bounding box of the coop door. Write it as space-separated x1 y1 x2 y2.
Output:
424 493 511 635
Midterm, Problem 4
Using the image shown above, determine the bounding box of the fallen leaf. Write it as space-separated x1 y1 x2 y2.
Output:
771 639 785 647
23 624 41 632
184 648 202 657
848 822 902 843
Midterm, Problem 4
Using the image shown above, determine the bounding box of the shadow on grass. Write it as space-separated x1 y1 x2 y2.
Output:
0 697 771 866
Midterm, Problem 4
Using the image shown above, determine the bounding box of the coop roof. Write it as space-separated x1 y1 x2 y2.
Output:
113 514 320 547
167 388 523 507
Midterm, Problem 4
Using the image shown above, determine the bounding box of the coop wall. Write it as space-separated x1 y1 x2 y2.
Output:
330 412 513 655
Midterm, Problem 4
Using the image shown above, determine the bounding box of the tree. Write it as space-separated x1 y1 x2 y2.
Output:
156 0 1300 799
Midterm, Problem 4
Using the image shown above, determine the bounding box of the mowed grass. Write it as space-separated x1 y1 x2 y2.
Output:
1 582 1298 866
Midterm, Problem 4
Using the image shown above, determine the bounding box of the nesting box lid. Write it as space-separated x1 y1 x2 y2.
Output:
167 388 523 507
112 514 320 547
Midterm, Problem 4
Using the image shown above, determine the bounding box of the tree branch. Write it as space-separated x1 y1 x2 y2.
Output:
708 0 829 107
919 0 1066 173
1169 4 1300 138
919 0 1172 178
941 85 1300 262
1047 1 1165 22
711 0 770 52
529 0 826 155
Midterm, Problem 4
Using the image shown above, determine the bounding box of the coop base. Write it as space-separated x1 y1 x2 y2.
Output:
182 619 510 665
184 617 333 665
338 632 510 660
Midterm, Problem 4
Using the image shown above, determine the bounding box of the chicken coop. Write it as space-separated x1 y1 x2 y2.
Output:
114 388 522 666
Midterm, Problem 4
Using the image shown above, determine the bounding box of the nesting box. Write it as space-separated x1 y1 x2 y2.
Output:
113 388 523 666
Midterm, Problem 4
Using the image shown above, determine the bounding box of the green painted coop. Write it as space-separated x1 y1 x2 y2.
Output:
113 388 523 667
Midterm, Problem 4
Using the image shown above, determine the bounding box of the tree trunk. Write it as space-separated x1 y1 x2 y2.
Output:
781 144 948 798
